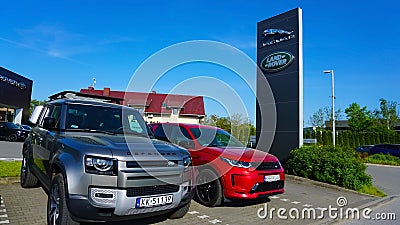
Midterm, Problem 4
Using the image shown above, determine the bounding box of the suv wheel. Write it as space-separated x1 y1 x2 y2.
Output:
20 151 38 188
195 169 223 207
168 201 191 219
47 173 79 225
8 133 17 142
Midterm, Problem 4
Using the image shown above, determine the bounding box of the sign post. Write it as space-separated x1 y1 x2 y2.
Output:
256 8 303 161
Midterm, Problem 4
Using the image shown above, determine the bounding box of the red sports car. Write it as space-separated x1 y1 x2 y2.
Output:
149 122 284 207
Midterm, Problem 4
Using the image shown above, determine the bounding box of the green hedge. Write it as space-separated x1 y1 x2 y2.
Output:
285 145 372 191
307 130 400 148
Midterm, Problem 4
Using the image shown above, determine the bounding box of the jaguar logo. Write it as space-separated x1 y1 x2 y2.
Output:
260 51 294 73
261 29 295 47
263 29 293 36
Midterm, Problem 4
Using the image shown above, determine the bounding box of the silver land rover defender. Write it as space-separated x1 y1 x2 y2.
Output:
21 91 194 224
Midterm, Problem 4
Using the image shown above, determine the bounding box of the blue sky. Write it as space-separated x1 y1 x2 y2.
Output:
1 0 399 126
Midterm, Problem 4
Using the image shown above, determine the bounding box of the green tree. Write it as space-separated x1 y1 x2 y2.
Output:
373 98 399 130
202 113 255 144
345 103 373 132
309 107 344 129
309 108 325 128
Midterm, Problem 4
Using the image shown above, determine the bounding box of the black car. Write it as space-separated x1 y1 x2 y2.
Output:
355 145 374 154
0 122 29 142
21 124 32 131
369 144 400 158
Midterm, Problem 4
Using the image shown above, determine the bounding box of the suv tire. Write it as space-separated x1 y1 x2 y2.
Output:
47 173 79 225
195 169 223 207
20 150 38 188
8 133 17 142
168 201 191 219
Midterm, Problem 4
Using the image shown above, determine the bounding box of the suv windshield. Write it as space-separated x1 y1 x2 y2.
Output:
65 104 148 136
190 128 244 148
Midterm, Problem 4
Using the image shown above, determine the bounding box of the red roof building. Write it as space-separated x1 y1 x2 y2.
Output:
80 87 205 124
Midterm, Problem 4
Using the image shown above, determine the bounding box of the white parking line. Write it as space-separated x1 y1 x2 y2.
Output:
0 196 9 224
269 196 280 199
197 215 210 219
209 219 222 224
280 198 290 202
302 204 313 207
188 211 199 214
291 201 301 204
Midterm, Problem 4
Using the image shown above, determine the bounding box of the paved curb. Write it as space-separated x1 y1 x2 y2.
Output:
285 174 378 198
365 163 400 168
0 177 20 184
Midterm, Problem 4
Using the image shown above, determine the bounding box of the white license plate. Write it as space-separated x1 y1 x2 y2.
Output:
136 195 173 208
264 174 280 182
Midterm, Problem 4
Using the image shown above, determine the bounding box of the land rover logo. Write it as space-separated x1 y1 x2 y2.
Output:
0 74 27 90
260 51 294 73
167 160 177 167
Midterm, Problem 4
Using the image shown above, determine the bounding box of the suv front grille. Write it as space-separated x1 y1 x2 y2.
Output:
126 184 180 197
255 162 281 170
126 160 179 168
254 180 284 193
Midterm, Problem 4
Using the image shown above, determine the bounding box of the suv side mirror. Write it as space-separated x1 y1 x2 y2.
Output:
43 117 56 130
178 140 195 149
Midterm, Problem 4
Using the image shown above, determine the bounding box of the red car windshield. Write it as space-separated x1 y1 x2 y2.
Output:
189 128 244 148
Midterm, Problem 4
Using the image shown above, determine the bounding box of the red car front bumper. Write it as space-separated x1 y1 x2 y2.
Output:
221 166 284 199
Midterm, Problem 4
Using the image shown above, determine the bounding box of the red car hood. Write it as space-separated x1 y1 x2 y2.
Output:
203 146 279 162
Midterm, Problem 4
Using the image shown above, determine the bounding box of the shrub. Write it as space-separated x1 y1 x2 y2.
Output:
285 145 372 191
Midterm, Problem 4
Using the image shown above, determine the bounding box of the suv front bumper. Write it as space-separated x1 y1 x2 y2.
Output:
68 185 194 222
222 167 285 199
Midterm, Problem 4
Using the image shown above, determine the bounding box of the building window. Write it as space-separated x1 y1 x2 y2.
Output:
172 108 179 115
162 102 167 108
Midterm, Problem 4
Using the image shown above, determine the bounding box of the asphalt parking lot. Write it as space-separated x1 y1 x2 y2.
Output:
0 141 398 225
0 176 380 225
0 140 22 160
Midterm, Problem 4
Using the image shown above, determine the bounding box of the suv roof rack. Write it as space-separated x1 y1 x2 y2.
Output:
48 91 123 104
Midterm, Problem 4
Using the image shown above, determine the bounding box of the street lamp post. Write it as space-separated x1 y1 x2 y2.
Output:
323 70 335 146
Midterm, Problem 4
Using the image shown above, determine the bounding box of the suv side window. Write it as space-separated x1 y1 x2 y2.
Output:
50 105 62 128
154 125 171 142
168 126 192 145
180 126 192 140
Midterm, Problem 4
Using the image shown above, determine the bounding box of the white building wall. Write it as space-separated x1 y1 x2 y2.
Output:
143 114 200 124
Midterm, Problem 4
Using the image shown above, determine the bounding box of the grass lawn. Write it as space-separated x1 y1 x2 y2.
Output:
0 160 21 178
358 184 386 197
361 153 400 166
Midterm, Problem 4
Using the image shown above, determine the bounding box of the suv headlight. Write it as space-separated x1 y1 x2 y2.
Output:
220 157 251 169
183 156 192 169
85 156 117 175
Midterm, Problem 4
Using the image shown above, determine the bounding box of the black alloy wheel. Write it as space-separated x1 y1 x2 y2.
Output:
195 169 223 207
